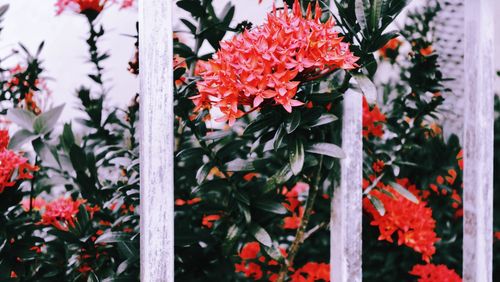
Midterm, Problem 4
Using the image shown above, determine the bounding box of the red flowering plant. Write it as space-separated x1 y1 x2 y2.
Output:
173 0 412 280
0 2 140 280
361 1 465 281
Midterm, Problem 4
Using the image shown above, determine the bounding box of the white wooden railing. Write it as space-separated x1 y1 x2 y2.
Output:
138 0 495 281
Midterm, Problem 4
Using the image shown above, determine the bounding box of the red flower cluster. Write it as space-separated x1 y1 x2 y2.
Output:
289 262 330 282
409 263 462 282
362 96 386 138
55 0 134 15
235 242 265 280
39 197 85 231
363 178 438 262
282 182 309 229
194 0 358 125
0 130 38 193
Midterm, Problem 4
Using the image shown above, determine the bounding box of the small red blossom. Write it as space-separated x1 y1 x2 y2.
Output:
456 150 463 170
290 262 330 282
379 37 402 59
235 261 263 280
364 179 438 262
419 45 433 56
409 263 462 282
39 197 85 231
362 96 386 138
494 231 500 241
201 214 220 228
372 159 385 173
195 0 358 125
239 242 260 260
56 0 134 15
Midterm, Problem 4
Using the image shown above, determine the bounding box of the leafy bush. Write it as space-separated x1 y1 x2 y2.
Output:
0 0 498 281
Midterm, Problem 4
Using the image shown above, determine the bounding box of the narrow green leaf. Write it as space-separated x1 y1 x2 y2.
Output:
355 0 370 31
370 0 382 31
254 200 287 215
196 162 212 185
368 194 385 216
286 111 301 134
95 232 132 244
307 113 338 128
224 158 255 172
249 224 272 247
390 181 419 204
289 139 304 175
306 143 345 159
353 74 377 103
273 125 285 151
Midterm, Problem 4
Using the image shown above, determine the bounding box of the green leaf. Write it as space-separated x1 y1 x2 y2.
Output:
306 143 345 158
263 163 293 194
289 139 304 175
95 232 132 244
254 200 287 215
222 224 243 255
353 74 377 103
6 108 35 131
70 144 87 171
176 147 204 160
370 0 382 31
273 125 285 151
249 224 272 247
196 162 212 185
389 181 419 204
355 0 370 32
244 112 275 135
367 195 385 216
33 104 64 134
60 123 75 153
176 0 205 18
224 158 255 172
32 138 60 167
8 129 36 150
307 113 338 128
285 111 301 134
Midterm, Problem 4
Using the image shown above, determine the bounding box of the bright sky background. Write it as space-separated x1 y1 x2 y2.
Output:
1 0 498 124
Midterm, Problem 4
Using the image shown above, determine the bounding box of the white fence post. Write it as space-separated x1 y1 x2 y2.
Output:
463 0 494 281
139 0 175 281
331 90 363 282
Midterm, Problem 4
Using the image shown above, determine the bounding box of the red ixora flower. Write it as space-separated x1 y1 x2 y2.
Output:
194 0 358 125
409 263 462 282
0 131 38 193
39 197 85 231
363 178 439 262
55 0 134 15
363 96 386 138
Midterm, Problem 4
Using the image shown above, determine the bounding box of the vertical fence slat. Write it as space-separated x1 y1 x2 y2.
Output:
139 0 174 281
331 90 363 282
463 0 494 281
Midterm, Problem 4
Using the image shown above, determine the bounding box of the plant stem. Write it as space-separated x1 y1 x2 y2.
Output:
276 155 324 282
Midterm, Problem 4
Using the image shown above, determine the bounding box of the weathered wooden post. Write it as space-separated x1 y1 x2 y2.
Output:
437 0 494 281
139 0 174 281
462 0 494 281
330 89 363 282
